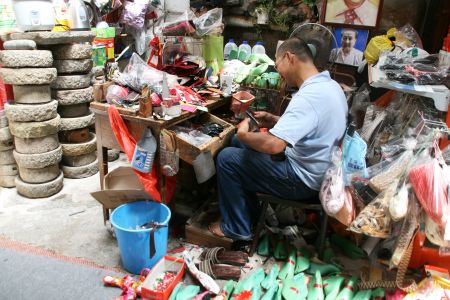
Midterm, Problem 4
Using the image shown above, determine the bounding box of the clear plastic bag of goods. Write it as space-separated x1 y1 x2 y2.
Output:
193 8 223 36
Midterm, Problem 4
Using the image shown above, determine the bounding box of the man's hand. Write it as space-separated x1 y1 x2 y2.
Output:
252 111 279 129
236 118 250 141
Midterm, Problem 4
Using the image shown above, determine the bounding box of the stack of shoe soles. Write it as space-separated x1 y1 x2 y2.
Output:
50 42 98 179
0 42 63 198
0 111 16 188
197 247 247 281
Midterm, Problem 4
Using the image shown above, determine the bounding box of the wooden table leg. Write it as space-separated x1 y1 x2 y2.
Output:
97 137 110 223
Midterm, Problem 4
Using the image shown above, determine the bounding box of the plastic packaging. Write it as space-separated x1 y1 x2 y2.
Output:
252 41 266 55
121 0 148 29
224 39 238 60
319 147 346 216
161 11 196 36
131 127 157 173
193 8 223 36
113 53 178 94
238 41 251 62
389 182 410 221
409 146 449 228
350 180 398 238
105 85 129 104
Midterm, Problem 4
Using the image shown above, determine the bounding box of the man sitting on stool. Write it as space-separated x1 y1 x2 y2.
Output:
209 38 348 240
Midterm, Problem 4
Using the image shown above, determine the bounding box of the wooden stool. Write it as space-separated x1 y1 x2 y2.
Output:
249 194 328 260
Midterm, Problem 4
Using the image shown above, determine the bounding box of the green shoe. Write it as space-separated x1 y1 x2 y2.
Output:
307 270 324 300
278 250 296 280
330 234 366 260
352 290 372 300
261 283 279 300
175 285 200 300
168 282 183 300
371 287 385 299
250 285 261 300
257 234 270 257
275 281 283 300
306 263 341 276
261 264 279 290
294 248 311 274
335 276 358 300
323 276 345 300
282 272 308 300
241 268 266 292
219 280 236 300
274 236 288 260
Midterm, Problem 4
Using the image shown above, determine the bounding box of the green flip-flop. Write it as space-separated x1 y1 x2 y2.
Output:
295 248 311 274
335 276 358 300
330 234 366 260
323 276 345 300
306 262 341 276
257 234 270 257
352 290 372 300
261 264 279 290
371 287 385 299
278 250 296 280
274 235 288 260
175 285 200 300
261 283 279 300
250 285 261 300
219 280 236 300
168 282 183 300
307 270 324 300
275 281 283 300
241 268 266 292
282 272 308 300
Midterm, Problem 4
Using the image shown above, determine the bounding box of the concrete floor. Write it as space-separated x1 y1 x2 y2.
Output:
0 155 130 269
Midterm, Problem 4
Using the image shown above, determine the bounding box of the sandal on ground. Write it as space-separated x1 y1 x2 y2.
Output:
282 273 308 300
198 259 241 281
261 264 279 290
323 276 345 300
307 271 324 300
199 247 249 267
261 283 279 300
278 250 296 280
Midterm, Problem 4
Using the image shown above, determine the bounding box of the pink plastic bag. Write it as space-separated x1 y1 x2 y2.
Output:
409 145 449 228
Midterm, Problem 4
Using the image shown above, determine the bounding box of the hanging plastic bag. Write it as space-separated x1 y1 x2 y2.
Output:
108 105 176 203
350 180 398 238
193 8 223 36
389 182 410 221
319 147 346 216
334 187 356 227
369 139 416 193
409 143 449 228
121 0 149 29
160 11 196 36
342 130 367 183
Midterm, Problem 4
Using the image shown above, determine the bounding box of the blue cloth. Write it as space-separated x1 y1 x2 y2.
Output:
270 71 348 190
217 137 317 240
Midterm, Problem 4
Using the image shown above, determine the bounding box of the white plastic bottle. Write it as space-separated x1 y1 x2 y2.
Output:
131 127 157 173
238 41 252 62
224 38 238 60
252 41 266 55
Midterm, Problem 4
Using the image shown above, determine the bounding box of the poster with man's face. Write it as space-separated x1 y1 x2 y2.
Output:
329 27 369 66
323 0 382 27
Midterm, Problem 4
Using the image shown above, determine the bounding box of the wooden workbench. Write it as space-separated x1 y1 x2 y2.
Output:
90 99 230 222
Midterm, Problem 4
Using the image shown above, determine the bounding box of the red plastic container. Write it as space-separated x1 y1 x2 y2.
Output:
141 256 185 300
232 91 255 113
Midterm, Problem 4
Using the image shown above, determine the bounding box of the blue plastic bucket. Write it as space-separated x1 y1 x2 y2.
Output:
110 200 171 274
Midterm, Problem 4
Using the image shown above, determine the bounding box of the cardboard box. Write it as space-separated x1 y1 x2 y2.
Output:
91 166 152 209
173 113 234 165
